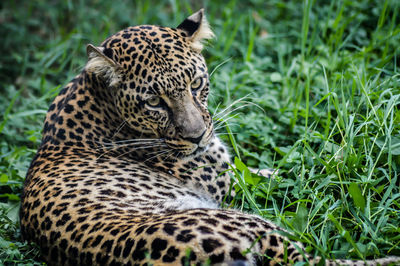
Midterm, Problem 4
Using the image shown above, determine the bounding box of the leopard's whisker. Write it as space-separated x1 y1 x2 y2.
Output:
144 149 173 162
97 143 168 159
145 147 172 156
111 119 130 139
213 116 241 129
104 140 164 148
218 100 265 119
214 120 240 128
116 143 168 151
213 103 253 122
96 139 165 150
214 124 238 132
101 141 157 147
211 102 222 121
212 94 253 118
114 145 170 160
96 141 164 151
212 97 265 125
101 138 165 145
213 114 240 127
212 101 265 131
162 150 176 161
113 149 135 160
209 57 232 77
215 132 238 136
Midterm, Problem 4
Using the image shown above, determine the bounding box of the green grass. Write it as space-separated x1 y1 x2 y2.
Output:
1 0 399 264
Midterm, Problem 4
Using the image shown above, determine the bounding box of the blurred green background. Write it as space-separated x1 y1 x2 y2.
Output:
1 0 399 264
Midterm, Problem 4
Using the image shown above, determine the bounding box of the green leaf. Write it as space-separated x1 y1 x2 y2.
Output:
270 72 282 82
372 184 385 194
323 142 340 154
292 204 308 232
6 201 20 223
348 183 365 211
0 236 13 249
0 193 20 201
0 174 8 183
328 214 363 259
375 136 400 155
234 157 253 185
389 136 400 155
226 123 240 159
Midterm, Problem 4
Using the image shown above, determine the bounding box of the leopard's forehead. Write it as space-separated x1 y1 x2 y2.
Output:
100 25 207 96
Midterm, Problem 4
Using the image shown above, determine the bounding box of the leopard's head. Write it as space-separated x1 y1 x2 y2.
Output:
85 9 215 156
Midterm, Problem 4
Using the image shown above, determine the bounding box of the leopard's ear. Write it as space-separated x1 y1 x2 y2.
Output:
177 9 214 52
85 44 122 87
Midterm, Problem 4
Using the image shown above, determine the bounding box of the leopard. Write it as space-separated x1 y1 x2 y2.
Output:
20 9 400 266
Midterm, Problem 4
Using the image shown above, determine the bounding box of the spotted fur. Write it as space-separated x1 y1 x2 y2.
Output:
20 9 399 266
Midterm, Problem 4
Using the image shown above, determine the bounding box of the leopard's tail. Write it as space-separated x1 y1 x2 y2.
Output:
316 256 400 266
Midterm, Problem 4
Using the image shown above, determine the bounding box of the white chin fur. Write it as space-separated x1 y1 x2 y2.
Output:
161 194 219 211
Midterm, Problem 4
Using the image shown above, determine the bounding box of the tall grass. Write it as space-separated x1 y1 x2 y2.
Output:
1 0 399 264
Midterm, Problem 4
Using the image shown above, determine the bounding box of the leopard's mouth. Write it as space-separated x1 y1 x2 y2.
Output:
171 145 208 159
164 134 213 158
164 142 207 157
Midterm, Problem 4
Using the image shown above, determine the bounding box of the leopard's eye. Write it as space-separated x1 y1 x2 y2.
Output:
147 96 160 107
191 77 203 91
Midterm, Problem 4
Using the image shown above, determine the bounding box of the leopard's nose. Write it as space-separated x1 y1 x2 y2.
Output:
182 130 206 144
